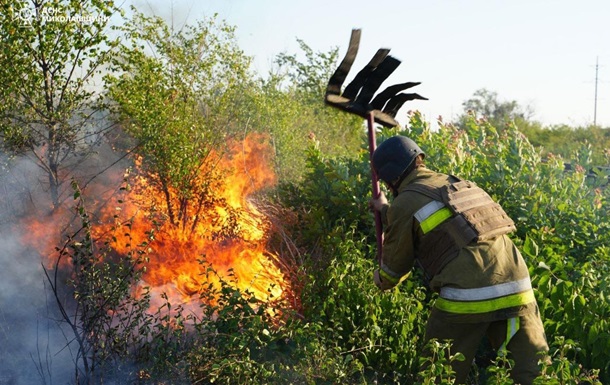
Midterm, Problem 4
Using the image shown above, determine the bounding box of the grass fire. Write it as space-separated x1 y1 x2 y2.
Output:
17 134 292 315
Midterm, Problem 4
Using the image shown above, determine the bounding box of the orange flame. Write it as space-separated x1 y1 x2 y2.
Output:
19 134 291 314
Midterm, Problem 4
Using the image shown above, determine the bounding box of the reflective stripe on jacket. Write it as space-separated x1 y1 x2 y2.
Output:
414 201 452 234
409 188 533 315
379 167 536 321
435 278 535 314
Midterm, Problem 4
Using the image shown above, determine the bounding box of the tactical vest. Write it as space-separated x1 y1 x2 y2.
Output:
404 178 516 278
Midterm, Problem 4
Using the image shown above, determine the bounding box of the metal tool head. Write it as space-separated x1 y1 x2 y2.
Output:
325 29 427 127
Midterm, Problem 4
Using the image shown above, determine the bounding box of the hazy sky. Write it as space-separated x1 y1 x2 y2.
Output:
129 0 609 128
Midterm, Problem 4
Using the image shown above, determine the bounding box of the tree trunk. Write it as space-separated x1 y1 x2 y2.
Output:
49 167 60 209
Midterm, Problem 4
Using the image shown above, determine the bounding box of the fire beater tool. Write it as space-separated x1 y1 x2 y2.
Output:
324 29 427 263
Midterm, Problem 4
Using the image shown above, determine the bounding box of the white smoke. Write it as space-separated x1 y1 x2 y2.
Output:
0 154 79 384
0 139 133 384
0 230 77 384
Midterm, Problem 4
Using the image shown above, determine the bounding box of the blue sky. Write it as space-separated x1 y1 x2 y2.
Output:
129 0 609 128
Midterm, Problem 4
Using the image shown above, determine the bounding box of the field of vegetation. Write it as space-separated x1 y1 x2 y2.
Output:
1 1 610 384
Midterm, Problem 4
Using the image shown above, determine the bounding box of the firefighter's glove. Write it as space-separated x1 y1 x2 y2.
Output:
369 191 388 213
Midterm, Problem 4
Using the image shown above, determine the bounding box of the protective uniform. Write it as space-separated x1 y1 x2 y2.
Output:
372 136 548 385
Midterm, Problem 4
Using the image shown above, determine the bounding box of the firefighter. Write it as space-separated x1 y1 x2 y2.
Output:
369 135 549 385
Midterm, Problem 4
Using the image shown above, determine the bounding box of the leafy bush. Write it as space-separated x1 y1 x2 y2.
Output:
278 136 430 383
279 111 609 383
46 111 608 384
418 339 464 385
403 112 610 382
534 337 603 385
300 235 428 384
46 181 153 383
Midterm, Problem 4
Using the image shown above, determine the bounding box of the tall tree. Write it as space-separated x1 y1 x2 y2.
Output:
275 39 338 101
0 0 120 209
247 40 364 181
105 9 253 232
459 88 534 129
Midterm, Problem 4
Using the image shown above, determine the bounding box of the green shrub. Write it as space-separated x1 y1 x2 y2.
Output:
401 112 610 382
534 337 603 385
417 339 464 385
299 234 428 384
55 110 608 384
281 111 609 383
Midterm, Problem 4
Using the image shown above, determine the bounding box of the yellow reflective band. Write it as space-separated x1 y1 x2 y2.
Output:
419 207 452 234
379 268 399 284
440 278 532 301
434 290 535 314
499 317 520 356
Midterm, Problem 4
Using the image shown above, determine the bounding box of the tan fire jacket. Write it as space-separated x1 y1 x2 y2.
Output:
377 167 537 322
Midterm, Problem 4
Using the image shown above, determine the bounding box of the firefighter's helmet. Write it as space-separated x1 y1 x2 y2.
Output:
372 136 425 183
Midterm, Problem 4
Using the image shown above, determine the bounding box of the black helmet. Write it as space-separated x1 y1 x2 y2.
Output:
372 136 425 183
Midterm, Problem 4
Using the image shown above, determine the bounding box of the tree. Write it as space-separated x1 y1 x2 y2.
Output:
45 182 152 384
275 39 339 101
105 9 254 232
242 40 364 181
459 88 535 129
0 0 120 209
274 40 366 155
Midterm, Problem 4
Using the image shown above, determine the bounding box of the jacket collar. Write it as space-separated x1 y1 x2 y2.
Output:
396 167 435 194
